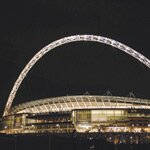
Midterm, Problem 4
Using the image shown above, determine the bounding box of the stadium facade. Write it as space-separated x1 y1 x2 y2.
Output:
0 35 150 144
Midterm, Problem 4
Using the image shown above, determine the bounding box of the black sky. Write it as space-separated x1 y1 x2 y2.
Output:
0 0 150 116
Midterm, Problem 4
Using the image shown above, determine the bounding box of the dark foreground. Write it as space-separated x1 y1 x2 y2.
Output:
0 134 149 150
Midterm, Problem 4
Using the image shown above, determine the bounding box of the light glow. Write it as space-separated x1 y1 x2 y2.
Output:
3 35 150 116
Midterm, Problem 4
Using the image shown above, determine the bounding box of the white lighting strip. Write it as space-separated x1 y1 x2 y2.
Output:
3 35 150 116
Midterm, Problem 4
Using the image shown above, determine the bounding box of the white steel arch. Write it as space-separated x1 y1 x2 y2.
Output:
3 35 150 116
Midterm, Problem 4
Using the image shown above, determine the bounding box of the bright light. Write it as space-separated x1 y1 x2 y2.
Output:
3 35 150 116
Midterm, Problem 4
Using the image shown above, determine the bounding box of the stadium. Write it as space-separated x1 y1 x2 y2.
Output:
0 35 150 144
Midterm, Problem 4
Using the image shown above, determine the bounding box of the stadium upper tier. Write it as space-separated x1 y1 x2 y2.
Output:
8 95 150 115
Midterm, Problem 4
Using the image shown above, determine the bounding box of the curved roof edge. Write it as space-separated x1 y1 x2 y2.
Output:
8 95 150 115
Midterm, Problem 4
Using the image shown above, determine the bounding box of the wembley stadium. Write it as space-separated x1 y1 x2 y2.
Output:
0 95 150 134
0 35 150 144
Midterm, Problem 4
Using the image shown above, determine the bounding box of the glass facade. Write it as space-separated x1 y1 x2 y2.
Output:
72 109 128 124
72 109 150 133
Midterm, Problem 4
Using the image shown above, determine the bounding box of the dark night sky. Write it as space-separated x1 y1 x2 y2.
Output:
0 1 150 150
0 0 150 116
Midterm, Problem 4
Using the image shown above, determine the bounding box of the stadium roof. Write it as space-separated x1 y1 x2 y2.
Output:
9 95 150 115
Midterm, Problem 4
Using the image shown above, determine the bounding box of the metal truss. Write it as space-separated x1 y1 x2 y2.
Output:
3 35 150 116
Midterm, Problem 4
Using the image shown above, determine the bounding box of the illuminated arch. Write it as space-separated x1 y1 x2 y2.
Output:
3 35 150 116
